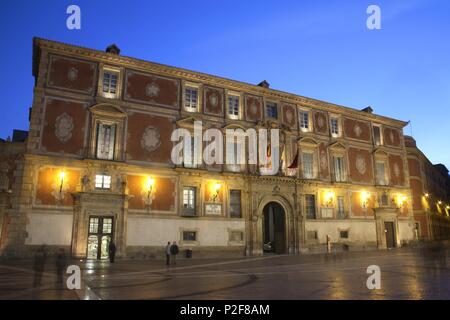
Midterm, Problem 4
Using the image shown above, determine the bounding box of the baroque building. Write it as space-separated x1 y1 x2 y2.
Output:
1 37 441 259
405 136 450 240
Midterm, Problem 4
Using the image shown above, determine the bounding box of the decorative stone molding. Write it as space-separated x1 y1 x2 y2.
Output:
356 155 367 175
140 126 161 153
54 113 74 143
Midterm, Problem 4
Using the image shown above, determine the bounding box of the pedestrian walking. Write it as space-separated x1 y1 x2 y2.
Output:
108 241 116 263
170 241 179 265
165 241 171 266
55 248 67 285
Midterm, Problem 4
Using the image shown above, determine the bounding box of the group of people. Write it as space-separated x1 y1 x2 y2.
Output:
165 241 179 266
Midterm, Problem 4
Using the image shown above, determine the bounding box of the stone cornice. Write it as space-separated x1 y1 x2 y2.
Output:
33 37 408 128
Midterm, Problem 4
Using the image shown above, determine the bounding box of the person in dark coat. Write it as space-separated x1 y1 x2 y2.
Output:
33 245 47 287
108 241 116 263
170 241 179 265
55 248 67 285
165 242 171 266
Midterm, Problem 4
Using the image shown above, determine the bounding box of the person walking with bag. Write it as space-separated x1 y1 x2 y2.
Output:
170 241 179 265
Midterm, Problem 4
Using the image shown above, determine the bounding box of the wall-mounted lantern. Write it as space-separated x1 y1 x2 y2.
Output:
59 171 66 194
145 177 155 207
324 191 335 207
211 183 221 202
361 191 370 208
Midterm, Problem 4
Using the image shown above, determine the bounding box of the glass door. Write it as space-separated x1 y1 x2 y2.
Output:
87 217 114 260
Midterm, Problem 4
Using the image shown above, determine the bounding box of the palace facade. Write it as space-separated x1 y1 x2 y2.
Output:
0 38 448 259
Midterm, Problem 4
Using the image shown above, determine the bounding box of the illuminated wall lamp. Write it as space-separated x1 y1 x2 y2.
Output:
212 183 221 202
59 171 66 194
361 191 370 209
146 177 155 206
324 191 335 207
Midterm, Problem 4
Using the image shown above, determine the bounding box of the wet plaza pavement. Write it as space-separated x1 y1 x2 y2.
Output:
0 246 449 300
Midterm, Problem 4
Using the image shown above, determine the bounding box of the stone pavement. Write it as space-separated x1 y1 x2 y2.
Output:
0 246 449 300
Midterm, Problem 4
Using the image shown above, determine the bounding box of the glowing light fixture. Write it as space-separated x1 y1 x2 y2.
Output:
212 183 221 202
361 191 370 208
59 171 66 193
324 191 335 207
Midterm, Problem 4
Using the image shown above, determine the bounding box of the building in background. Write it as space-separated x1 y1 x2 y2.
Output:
0 38 434 259
405 136 450 240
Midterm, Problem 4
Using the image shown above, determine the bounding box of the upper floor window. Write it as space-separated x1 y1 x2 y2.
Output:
266 102 278 119
299 111 311 132
333 156 346 182
337 196 345 219
96 123 116 160
182 187 196 215
230 190 242 218
99 66 122 99
376 161 388 186
227 95 240 119
95 175 111 189
184 87 199 112
302 152 315 179
305 194 316 219
330 117 340 137
183 136 198 169
373 125 382 146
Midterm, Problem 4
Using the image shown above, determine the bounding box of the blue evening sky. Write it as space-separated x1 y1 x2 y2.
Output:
0 0 449 168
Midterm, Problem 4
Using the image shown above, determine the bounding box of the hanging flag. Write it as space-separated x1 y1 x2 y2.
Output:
287 150 299 169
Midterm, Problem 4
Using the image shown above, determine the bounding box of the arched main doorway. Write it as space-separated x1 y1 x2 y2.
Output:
262 202 286 254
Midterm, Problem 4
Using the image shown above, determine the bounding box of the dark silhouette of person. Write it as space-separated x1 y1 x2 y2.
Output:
56 248 67 285
165 241 171 266
33 245 47 287
108 241 116 263
170 241 179 265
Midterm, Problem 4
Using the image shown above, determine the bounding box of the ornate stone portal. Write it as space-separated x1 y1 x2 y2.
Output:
71 192 131 258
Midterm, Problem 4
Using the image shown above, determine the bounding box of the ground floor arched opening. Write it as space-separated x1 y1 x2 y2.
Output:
262 202 286 254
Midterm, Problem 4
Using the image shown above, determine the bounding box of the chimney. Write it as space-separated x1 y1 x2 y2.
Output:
106 44 120 55
257 80 270 88
361 106 373 113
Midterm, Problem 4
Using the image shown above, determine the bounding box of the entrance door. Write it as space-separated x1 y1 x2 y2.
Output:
384 221 396 248
87 217 114 260
263 202 286 254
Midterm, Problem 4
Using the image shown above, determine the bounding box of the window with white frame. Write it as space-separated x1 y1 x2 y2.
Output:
227 95 240 119
299 111 311 132
96 123 116 160
302 152 315 179
95 175 111 189
330 117 340 137
229 190 242 218
266 102 278 119
182 187 196 215
305 194 316 219
183 136 198 168
333 156 346 182
373 125 382 146
337 196 345 219
184 87 198 111
376 161 388 185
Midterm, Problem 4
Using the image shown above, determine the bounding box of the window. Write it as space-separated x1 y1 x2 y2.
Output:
305 194 316 219
373 125 382 146
102 71 118 96
340 230 349 239
227 95 240 118
89 218 99 234
266 102 278 119
95 175 111 189
102 218 113 234
337 196 345 219
302 152 314 179
230 190 242 218
183 231 197 241
307 230 318 240
334 156 346 182
376 162 388 185
182 187 196 215
184 87 198 111
330 118 340 137
229 231 244 242
183 136 198 168
96 123 116 160
299 111 310 131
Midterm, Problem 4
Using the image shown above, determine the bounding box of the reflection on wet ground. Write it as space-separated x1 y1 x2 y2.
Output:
0 245 449 300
